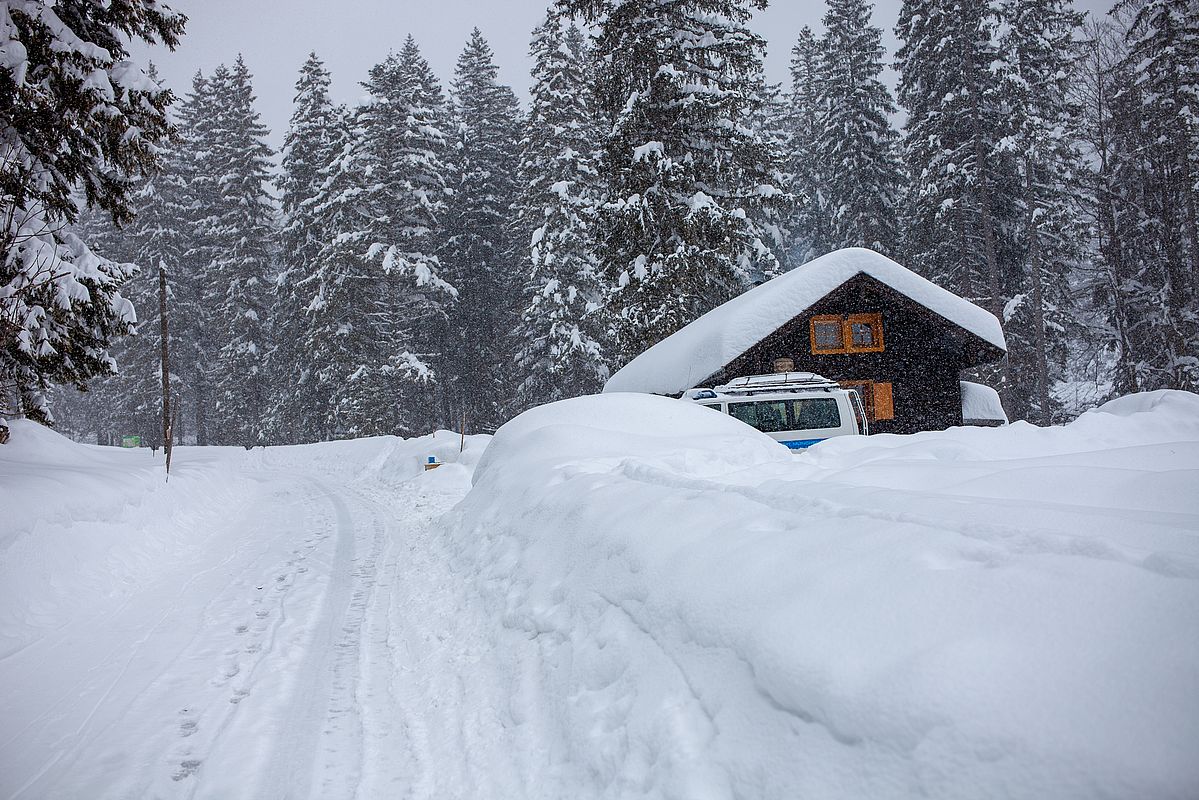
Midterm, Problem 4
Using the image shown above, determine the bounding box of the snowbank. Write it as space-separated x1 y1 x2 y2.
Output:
0 423 488 664
0 421 262 660
450 391 1199 799
259 428 490 491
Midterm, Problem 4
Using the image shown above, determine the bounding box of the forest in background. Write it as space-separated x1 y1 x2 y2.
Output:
8 0 1196 446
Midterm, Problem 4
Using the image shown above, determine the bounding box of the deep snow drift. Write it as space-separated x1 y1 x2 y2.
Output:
453 390 1199 799
2 393 1197 799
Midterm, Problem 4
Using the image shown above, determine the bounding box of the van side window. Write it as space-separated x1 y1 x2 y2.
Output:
728 400 790 433
788 398 841 430
728 398 841 433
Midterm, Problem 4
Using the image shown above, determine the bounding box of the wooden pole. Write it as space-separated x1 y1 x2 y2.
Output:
460 410 466 453
158 262 173 477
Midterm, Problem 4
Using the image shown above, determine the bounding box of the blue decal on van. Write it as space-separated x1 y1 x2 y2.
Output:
780 438 826 450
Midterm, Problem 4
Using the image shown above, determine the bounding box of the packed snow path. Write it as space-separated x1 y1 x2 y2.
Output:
0 433 517 800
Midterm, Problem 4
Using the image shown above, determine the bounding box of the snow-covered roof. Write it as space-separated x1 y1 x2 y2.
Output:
604 248 1007 395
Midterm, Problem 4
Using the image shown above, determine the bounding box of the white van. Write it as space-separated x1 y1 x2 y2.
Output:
683 372 868 449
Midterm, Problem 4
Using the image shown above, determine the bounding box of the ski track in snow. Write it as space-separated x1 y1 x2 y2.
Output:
0 444 518 800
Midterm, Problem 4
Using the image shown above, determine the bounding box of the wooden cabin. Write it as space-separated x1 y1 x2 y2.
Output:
603 248 1007 435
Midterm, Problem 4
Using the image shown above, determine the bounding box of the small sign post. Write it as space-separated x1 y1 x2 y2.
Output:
120 434 141 448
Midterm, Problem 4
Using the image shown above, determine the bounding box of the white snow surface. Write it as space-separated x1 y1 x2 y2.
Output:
3 389 1198 799
458 391 1199 799
604 247 1008 395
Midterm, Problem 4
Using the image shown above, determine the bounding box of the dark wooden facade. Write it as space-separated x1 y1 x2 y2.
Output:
705 274 1005 435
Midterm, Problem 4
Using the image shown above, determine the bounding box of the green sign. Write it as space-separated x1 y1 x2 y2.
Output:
121 435 142 448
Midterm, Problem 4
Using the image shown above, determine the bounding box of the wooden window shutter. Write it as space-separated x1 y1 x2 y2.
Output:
873 382 894 420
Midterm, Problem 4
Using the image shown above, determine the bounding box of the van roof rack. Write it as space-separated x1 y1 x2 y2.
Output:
715 372 841 395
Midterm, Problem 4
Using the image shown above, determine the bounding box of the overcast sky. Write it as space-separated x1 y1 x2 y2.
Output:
137 0 1112 152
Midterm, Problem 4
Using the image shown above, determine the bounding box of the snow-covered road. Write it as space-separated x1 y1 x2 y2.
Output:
0 430 517 800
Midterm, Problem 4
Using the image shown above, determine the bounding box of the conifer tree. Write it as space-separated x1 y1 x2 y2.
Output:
816 0 903 256
176 70 224 445
269 53 342 443
0 0 185 425
303 47 455 439
205 58 276 447
442 29 523 431
512 14 608 411
784 26 830 265
558 0 784 366
745 77 795 278
895 0 1009 310
59 62 201 446
1116 0 1199 390
389 36 457 427
996 0 1088 422
896 0 1017 407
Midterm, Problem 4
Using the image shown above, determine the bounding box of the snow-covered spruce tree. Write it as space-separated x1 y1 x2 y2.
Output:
1073 8 1187 399
303 48 455 440
558 0 784 367
744 77 795 278
71 129 194 446
442 29 523 432
895 0 1010 308
51 59 203 446
204 58 276 448
1115 0 1199 391
48 205 145 443
175 70 225 445
895 0 1019 406
1072 14 1141 400
815 0 903 257
512 14 608 413
268 53 343 444
784 26 831 266
0 0 184 426
995 0 1088 423
388 36 457 430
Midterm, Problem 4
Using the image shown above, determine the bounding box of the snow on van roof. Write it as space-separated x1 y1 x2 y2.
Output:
604 247 1007 395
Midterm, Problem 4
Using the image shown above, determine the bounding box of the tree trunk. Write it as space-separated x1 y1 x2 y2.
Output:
1023 162 1054 424
972 93 1011 411
159 263 173 475
1180 148 1199 298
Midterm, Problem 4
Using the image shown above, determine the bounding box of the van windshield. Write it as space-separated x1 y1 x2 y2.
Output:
727 397 841 433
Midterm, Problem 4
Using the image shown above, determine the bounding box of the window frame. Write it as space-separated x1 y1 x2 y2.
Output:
809 315 847 354
809 313 885 355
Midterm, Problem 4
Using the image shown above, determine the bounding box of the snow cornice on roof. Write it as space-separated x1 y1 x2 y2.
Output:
604 247 1007 396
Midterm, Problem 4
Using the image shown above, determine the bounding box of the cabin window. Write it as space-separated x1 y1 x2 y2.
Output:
811 317 844 352
809 313 885 354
